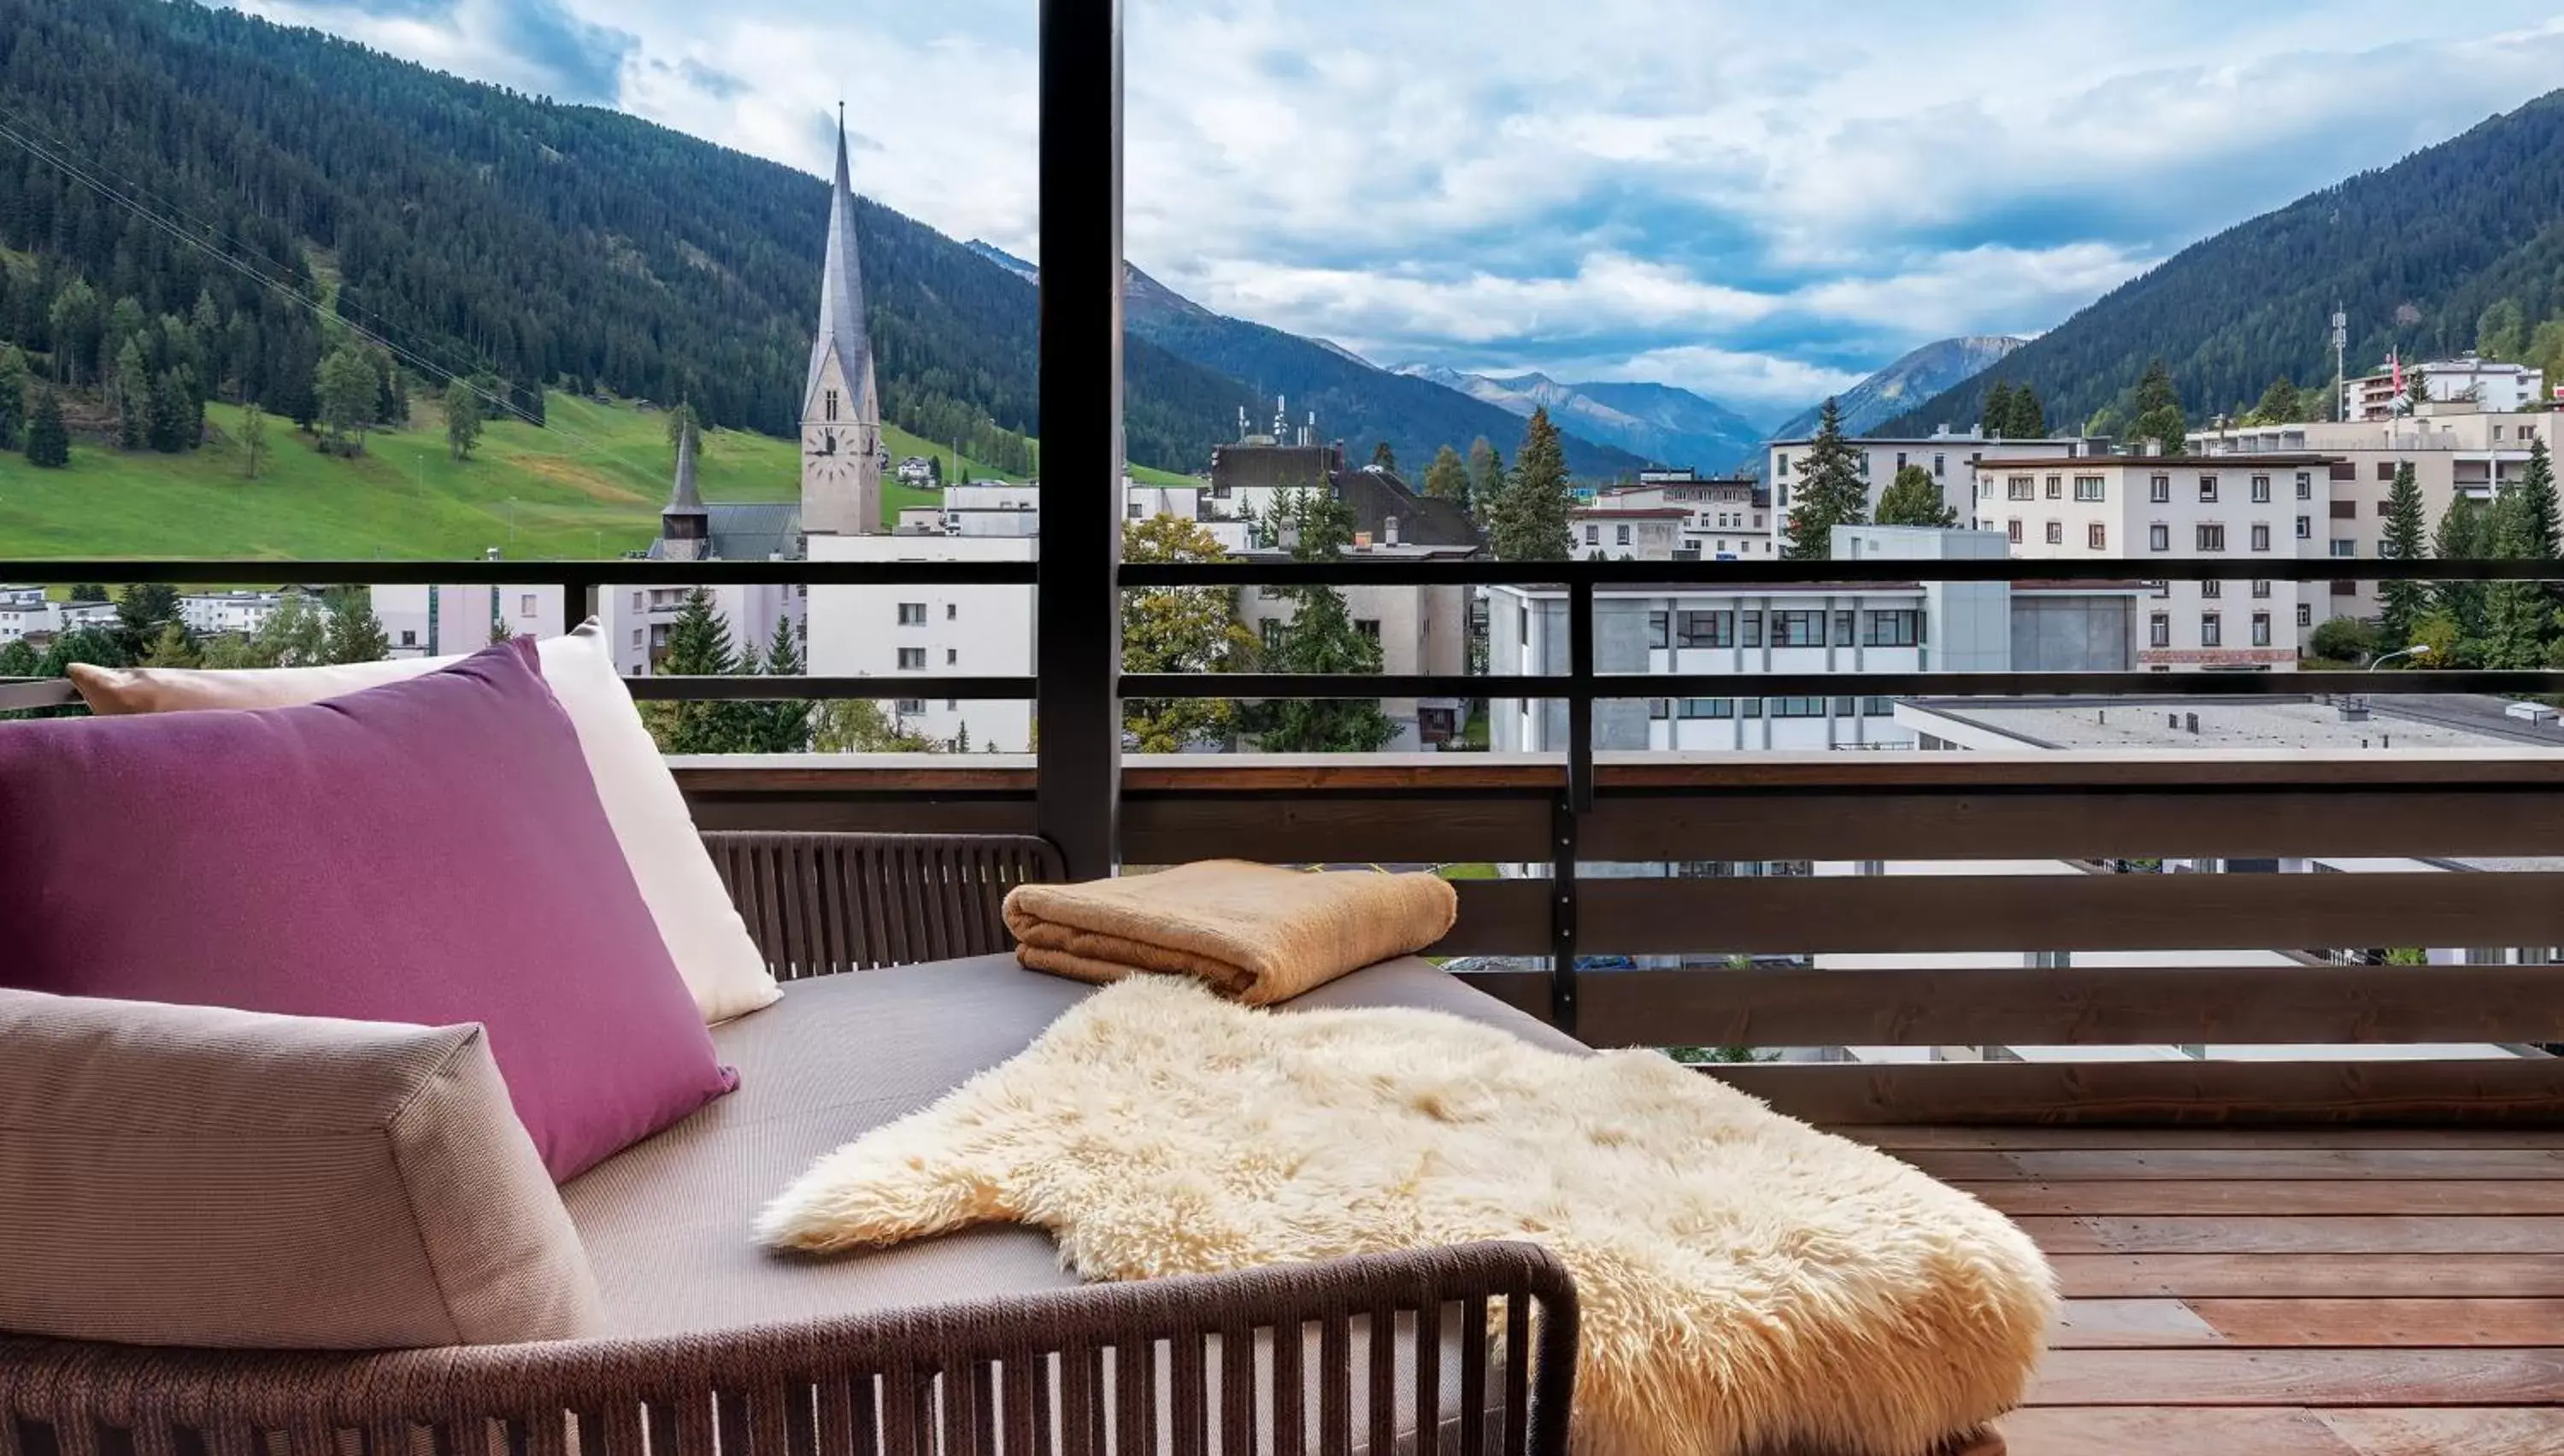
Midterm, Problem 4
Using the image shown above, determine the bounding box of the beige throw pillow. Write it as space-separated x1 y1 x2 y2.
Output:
69 623 783 1024
0 988 608 1349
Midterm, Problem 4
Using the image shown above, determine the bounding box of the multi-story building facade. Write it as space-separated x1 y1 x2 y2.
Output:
1765 429 2094 552
2189 405 2553 631
1571 506 1691 560
0 587 56 647
2341 355 2549 420
1970 453 2325 669
1595 470 1769 560
177 590 321 638
375 583 566 658
1236 541 1477 750
1488 525 2145 753
808 531 1037 753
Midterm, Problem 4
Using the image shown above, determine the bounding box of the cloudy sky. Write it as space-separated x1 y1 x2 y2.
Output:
228 1 2564 420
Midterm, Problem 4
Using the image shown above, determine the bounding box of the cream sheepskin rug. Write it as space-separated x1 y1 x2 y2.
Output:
758 978 2055 1456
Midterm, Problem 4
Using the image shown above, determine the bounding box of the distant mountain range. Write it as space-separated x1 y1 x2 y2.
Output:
1391 367 1767 473
1879 86 2564 438
1775 337 2026 441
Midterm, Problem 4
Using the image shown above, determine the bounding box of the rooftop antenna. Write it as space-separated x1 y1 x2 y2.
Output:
2332 303 2348 423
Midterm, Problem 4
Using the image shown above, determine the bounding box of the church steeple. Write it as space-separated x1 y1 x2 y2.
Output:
661 420 710 561
800 103 884 537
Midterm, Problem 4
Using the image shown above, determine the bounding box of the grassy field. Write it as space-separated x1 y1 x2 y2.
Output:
0 391 1197 561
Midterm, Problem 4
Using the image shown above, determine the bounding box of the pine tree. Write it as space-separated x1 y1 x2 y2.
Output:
2008 385 2046 438
25 389 70 468
113 338 150 450
146 368 193 452
1469 436 1505 520
1370 440 1397 474
1981 381 2015 438
114 584 185 660
445 388 483 461
323 590 392 664
138 621 199 669
239 402 270 479
2485 439 2561 667
2405 370 2432 411
0 343 27 451
315 344 379 455
1783 397 1868 559
2251 376 2303 426
644 587 745 754
1485 407 1573 561
1421 444 1469 502
2376 461 2430 646
750 615 813 753
249 594 330 667
1242 488 1398 754
1873 464 1957 527
2128 360 2186 455
2432 494 2491 641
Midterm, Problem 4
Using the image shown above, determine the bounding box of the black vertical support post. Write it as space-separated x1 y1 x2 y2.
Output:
1553 578 1593 1035
1035 0 1125 881
556 569 592 635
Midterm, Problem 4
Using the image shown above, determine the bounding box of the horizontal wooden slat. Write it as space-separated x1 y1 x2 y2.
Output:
1903 1147 2564 1181
2026 1347 2564 1406
1702 1060 2564 1125
683 793 1042 837
1583 872 2564 954
1964 1181 2564 1216
1583 787 2564 861
2019 1215 2564 1254
2193 1299 2564 1349
1120 795 1550 865
1438 879 1550 956
1450 969 1551 1021
1579 965 2564 1047
2051 1253 2564 1298
2049 1298 2229 1349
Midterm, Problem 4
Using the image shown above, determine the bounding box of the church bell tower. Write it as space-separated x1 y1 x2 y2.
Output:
801 104 884 537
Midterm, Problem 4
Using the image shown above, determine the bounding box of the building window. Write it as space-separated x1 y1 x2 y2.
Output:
1649 699 1671 721
1863 696 1896 716
2198 475 2219 503
895 699 925 715
2330 500 2357 520
1896 452 1908 470
2149 613 2171 648
2149 524 2169 552
1862 610 1921 647
2331 540 2356 559
1772 610 1824 647
1615 524 1632 546
2149 474 2171 503
2044 520 2064 544
1742 699 1763 718
2375 499 2395 518
1933 454 1946 477
1832 696 1857 716
947 603 958 620
1127 500 1144 520
2044 476 2062 499
2202 578 2223 599
1584 525 1600 545
2201 614 2222 648
2007 519 2023 543
1776 454 1790 476
897 602 927 625
946 648 959 665
2196 523 2226 551
400 630 417 647
1771 696 1827 718
2074 475 2105 502
2007 476 2035 501
2377 461 2396 481
2296 473 2313 500
826 389 839 422
2297 603 2313 627
2296 515 2312 539
1356 619 1381 641
2332 579 2359 597
1679 698 1734 719
2251 613 2272 647
2088 523 2108 550
1648 611 1671 649
1261 619 1283 652
1678 610 1737 649
2250 523 2271 552
1741 612 1763 648
2250 475 2272 503
2252 579 2271 598
1834 608 1856 645
897 648 926 671
631 628 644 650
632 591 645 613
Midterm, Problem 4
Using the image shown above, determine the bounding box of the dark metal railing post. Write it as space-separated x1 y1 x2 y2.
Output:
1553 578 1594 1034
1034 0 1125 880
556 569 594 634
1567 580 1594 813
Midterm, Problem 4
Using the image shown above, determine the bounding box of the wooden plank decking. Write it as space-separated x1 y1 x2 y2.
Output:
1852 1126 2564 1455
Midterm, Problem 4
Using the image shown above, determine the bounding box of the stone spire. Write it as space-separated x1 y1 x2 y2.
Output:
661 421 709 561
801 103 884 537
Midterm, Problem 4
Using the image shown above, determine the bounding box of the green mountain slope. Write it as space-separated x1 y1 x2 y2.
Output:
1879 90 2564 437
0 0 1252 472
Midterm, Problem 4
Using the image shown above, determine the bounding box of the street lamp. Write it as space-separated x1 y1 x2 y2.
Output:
2370 644 2433 672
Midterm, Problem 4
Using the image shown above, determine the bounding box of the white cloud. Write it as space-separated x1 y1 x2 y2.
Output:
222 0 2564 410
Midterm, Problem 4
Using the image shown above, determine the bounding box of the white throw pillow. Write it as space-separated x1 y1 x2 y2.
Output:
68 624 784 1024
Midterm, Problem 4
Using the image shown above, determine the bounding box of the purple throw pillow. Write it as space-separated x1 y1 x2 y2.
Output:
0 638 736 1181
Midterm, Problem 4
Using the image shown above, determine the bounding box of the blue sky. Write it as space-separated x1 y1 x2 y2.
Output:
229 1 2564 417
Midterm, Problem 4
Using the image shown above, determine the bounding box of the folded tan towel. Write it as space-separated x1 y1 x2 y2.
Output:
1002 860 1459 1004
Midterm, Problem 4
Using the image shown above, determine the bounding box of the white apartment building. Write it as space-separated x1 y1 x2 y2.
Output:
1235 542 1474 750
0 589 56 646
1596 470 1770 560
2342 355 2549 420
178 589 323 638
373 584 565 657
56 601 116 636
1489 525 2144 753
2190 405 2552 630
805 531 1035 754
1971 454 2320 669
1766 429 2093 553
1572 506 1691 561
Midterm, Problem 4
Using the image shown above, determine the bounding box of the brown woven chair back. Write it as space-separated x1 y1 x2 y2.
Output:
700 831 1064 978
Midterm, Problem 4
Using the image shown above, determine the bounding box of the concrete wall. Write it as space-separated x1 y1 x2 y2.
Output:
2012 596 2135 672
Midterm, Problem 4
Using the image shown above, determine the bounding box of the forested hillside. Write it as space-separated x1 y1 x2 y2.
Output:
0 0 1253 472
1879 89 2564 437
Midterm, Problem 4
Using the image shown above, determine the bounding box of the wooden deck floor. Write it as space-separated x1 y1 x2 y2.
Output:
1851 1125 2564 1456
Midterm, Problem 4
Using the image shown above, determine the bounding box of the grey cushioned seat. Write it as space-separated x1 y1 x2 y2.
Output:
563 955 1582 1338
